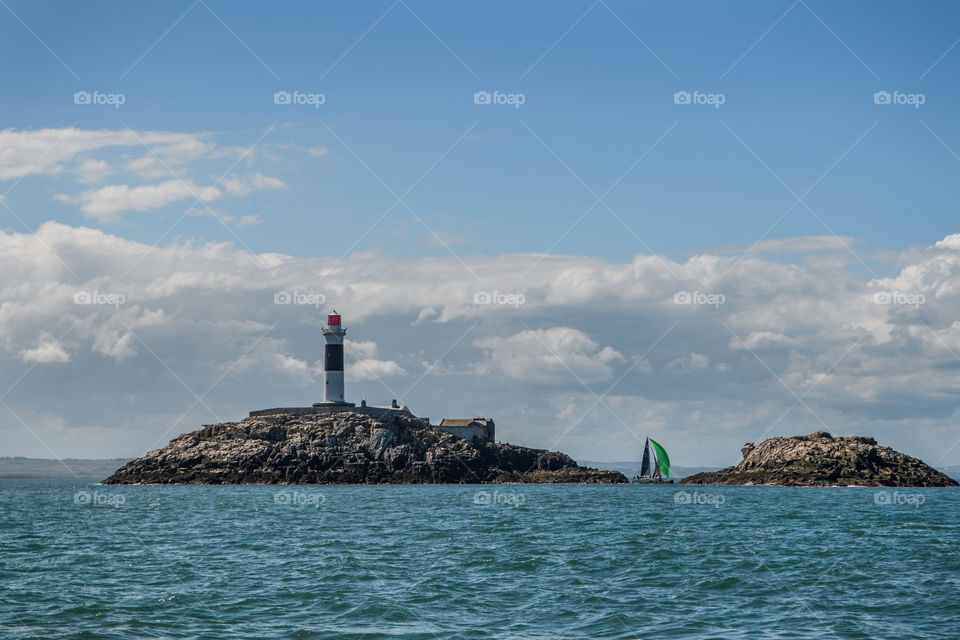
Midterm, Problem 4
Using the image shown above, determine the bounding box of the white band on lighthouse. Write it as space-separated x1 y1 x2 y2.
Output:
324 370 344 403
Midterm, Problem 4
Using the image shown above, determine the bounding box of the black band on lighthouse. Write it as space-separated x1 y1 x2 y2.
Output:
324 344 343 371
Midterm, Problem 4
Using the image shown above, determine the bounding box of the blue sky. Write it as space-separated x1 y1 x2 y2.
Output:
5 1 960 260
3 1 960 467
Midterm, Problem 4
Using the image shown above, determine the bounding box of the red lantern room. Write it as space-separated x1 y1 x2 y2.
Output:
327 313 341 327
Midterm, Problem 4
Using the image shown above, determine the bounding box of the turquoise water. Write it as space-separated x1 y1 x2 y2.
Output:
2 479 958 639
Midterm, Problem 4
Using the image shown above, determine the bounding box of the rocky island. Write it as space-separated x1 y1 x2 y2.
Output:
105 311 628 485
103 410 628 485
681 431 958 487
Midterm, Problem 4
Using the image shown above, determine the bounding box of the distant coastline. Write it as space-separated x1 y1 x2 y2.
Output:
578 460 720 481
0 457 132 479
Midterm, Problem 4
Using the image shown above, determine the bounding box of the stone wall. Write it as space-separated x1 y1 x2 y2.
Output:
249 405 430 428
248 405 496 442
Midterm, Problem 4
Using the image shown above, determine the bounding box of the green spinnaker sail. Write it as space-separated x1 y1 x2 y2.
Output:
649 439 670 478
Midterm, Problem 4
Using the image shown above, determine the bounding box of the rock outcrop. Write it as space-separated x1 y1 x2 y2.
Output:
681 431 958 487
103 411 627 484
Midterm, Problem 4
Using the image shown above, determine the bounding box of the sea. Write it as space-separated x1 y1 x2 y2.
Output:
2 479 958 639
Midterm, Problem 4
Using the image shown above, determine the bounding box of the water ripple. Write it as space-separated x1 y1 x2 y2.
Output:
2 480 958 638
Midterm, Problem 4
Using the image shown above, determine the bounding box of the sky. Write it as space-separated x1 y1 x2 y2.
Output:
2 1 960 468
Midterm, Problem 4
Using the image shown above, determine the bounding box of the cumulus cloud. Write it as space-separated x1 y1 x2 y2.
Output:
3 128 290 224
413 308 439 325
18 335 71 363
345 340 407 381
666 352 710 373
56 173 284 223
230 343 314 388
730 331 797 351
186 205 263 227
2 222 960 465
935 234 960 250
351 359 408 381
57 180 222 222
91 327 137 361
348 340 380 360
72 158 112 184
221 172 287 197
0 127 210 180
474 328 624 384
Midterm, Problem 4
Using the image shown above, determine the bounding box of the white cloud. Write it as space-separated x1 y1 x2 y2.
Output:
221 172 286 197
3 222 960 465
666 352 709 374
18 335 70 363
0 127 209 180
235 214 263 227
348 340 380 360
72 158 112 183
351 359 408 381
235 351 313 387
56 180 222 222
413 308 438 325
2 128 291 224
474 328 624 384
345 339 407 381
185 205 263 227
934 234 960 250
57 174 285 223
730 331 797 351
92 327 137 361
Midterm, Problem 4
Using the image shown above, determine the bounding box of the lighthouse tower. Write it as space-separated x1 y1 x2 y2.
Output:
321 311 347 403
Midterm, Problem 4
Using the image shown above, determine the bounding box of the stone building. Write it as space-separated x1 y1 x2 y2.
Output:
437 418 495 443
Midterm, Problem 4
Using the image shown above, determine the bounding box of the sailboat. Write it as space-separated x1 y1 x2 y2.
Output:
632 437 673 484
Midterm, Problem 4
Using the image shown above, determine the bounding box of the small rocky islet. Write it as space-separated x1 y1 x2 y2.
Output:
681 431 958 487
103 410 628 485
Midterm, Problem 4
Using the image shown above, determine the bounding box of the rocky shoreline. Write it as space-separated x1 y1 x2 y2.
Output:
103 411 628 485
681 431 958 487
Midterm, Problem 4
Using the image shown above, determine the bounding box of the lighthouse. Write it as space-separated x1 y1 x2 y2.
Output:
322 311 347 403
248 310 492 440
